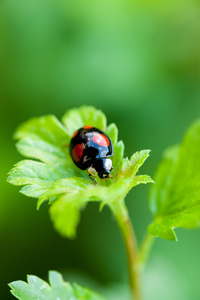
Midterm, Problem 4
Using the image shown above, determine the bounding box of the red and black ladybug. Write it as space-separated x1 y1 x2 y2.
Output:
69 125 113 179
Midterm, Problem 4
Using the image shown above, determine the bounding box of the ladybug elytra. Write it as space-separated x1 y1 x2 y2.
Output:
69 126 113 179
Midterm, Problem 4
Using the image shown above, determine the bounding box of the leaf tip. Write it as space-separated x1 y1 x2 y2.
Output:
37 197 46 210
148 223 177 241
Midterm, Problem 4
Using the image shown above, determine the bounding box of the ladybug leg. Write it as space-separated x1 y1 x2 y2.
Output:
89 173 97 185
88 166 98 185
88 166 98 176
109 173 118 178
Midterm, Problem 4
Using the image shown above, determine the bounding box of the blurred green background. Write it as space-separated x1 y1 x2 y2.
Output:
1 0 200 299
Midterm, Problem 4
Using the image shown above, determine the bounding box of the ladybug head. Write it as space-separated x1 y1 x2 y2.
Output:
92 158 113 179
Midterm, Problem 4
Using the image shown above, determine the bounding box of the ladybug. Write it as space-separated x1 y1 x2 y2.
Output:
69 125 113 179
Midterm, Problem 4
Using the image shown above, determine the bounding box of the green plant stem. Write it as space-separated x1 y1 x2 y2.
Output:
138 233 155 270
110 200 141 300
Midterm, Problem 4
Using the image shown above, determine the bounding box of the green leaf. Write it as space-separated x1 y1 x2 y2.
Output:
105 123 124 171
122 150 151 179
49 181 130 238
9 271 106 300
62 106 107 136
50 192 84 239
130 150 151 175
7 106 153 238
130 175 154 189
15 115 70 165
7 160 62 198
37 177 92 209
148 120 200 241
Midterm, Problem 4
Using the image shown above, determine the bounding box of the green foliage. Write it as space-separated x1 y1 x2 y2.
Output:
7 106 152 239
9 271 105 300
148 120 200 241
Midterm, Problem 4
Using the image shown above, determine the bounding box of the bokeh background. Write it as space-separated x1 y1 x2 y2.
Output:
1 0 200 299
